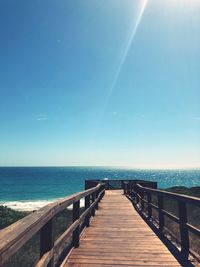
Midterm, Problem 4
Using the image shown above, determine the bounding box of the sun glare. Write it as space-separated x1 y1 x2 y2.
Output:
104 0 148 109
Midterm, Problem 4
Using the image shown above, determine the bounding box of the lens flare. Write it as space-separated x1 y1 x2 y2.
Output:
104 0 148 109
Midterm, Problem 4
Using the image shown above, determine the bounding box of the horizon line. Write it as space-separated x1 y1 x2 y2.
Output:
0 165 200 170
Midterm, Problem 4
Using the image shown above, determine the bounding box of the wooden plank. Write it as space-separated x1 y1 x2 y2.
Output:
68 257 180 266
63 190 181 267
69 254 179 260
66 264 180 267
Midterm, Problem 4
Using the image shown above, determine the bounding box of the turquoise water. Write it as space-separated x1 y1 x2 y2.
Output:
0 167 200 200
0 167 200 210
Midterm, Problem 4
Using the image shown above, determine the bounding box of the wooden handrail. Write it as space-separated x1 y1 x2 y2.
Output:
125 182 200 261
36 189 104 267
85 179 157 190
136 183 200 206
0 183 105 266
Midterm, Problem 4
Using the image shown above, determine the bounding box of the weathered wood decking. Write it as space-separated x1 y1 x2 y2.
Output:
63 190 180 267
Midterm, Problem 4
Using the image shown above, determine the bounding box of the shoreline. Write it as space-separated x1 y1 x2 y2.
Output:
0 198 85 212
0 185 199 212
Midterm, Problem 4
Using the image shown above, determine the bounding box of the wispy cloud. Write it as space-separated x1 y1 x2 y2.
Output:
36 114 48 121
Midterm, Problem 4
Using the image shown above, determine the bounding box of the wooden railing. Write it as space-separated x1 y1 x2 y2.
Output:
0 183 105 267
85 179 157 190
124 182 200 261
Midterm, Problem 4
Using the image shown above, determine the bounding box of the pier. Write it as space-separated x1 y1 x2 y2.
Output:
63 190 180 267
0 180 200 266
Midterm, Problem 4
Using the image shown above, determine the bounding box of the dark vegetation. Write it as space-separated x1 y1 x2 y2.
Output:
0 206 29 229
0 187 200 266
0 207 75 267
166 186 200 198
164 186 200 232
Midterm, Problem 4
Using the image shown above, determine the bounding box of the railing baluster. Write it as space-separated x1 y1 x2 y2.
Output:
128 182 131 197
132 184 135 199
179 201 189 259
147 192 152 219
92 192 95 216
132 185 136 202
135 186 139 204
40 218 55 267
123 182 127 195
73 200 80 248
141 191 144 212
85 195 90 227
130 183 133 198
158 194 164 231
96 189 99 210
100 185 105 200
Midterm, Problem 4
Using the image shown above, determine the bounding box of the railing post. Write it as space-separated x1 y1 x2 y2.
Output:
134 185 139 204
179 201 189 259
96 190 99 210
99 186 102 200
130 183 133 198
123 182 127 195
40 218 55 267
140 191 144 212
92 192 95 216
131 184 134 199
128 182 131 197
102 185 105 199
99 185 104 200
85 195 90 227
73 200 80 248
131 184 135 202
147 192 152 219
136 187 139 203
158 194 164 231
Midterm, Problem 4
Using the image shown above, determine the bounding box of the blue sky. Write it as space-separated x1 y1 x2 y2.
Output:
0 0 200 168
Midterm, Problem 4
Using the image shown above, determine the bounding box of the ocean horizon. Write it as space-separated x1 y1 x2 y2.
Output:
0 166 200 211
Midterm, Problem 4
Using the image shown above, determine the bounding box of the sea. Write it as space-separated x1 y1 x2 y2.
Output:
0 167 200 211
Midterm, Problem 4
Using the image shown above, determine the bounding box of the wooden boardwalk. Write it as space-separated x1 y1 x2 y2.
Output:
63 190 181 267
